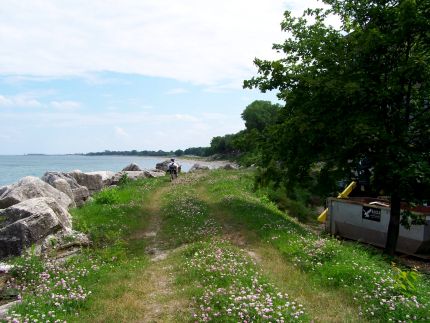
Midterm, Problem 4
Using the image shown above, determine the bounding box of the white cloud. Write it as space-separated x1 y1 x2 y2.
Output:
0 94 84 111
50 100 81 111
0 94 42 108
0 0 294 85
114 126 130 138
166 88 188 95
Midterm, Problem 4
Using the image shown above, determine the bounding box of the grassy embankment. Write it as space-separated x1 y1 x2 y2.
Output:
3 169 430 322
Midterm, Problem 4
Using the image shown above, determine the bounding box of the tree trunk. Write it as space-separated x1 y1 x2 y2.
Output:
385 191 401 256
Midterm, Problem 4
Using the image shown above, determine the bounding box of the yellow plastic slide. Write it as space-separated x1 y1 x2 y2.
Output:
317 181 357 223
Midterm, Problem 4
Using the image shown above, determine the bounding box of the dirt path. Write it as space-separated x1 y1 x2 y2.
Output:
132 185 170 259
134 184 189 322
92 183 189 322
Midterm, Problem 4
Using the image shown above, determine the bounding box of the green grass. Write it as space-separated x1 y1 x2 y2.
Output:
158 186 221 248
72 178 163 245
177 240 308 322
4 177 166 323
4 169 430 322
202 169 430 322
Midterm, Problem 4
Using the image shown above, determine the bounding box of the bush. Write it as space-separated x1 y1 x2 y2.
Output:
119 173 130 186
264 184 312 222
94 188 120 205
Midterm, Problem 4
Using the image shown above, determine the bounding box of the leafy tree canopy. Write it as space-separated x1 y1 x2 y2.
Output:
241 100 281 132
245 0 430 255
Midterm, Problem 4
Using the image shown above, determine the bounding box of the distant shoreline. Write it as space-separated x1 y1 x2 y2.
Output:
0 155 231 187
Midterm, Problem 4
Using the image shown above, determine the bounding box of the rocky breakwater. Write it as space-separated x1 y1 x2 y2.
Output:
156 159 182 173
0 162 168 316
0 163 167 260
110 163 165 185
0 176 91 259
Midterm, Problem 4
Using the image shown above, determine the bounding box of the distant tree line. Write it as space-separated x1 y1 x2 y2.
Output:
86 148 211 158
86 150 175 157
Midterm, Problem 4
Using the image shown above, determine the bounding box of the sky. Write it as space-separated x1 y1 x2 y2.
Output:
0 0 326 154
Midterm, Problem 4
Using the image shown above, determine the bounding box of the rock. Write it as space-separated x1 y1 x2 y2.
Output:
122 163 141 171
0 273 8 290
155 160 171 171
0 197 72 258
52 178 74 199
223 163 239 170
0 263 12 274
155 160 182 172
86 171 115 186
0 300 21 320
110 170 166 185
111 171 144 184
111 172 129 185
189 163 210 172
144 170 166 178
0 197 71 231
0 176 74 210
68 170 103 195
0 186 7 197
41 230 90 256
42 172 90 207
122 171 147 181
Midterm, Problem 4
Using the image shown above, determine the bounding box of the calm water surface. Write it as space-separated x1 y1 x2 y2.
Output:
0 155 194 186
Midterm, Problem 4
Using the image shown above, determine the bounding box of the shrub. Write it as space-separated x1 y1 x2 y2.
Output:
264 184 312 222
94 188 120 205
118 173 130 186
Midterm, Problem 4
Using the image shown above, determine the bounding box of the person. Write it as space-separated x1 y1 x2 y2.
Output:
168 158 179 179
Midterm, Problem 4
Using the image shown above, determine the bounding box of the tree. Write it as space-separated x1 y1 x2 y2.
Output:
245 0 430 255
241 100 281 132
184 147 210 157
175 149 184 157
209 134 238 155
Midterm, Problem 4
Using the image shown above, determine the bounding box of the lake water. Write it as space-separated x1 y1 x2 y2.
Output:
0 155 197 186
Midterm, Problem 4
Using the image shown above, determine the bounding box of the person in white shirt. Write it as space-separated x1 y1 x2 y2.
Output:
168 158 179 178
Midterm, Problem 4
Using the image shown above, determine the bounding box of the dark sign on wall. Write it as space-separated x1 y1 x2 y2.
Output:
362 206 381 222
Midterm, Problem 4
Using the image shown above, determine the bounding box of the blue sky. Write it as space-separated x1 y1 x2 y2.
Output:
0 0 326 154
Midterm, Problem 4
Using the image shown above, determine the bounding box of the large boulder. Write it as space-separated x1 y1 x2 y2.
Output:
111 170 166 185
42 172 90 207
122 163 141 171
155 160 170 171
144 170 166 178
68 170 104 195
121 171 147 181
0 197 72 258
40 230 90 257
223 163 239 170
111 171 145 185
86 171 115 186
155 160 182 172
189 163 210 172
0 176 74 210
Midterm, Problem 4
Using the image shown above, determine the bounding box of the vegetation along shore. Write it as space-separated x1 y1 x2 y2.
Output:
0 167 429 322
